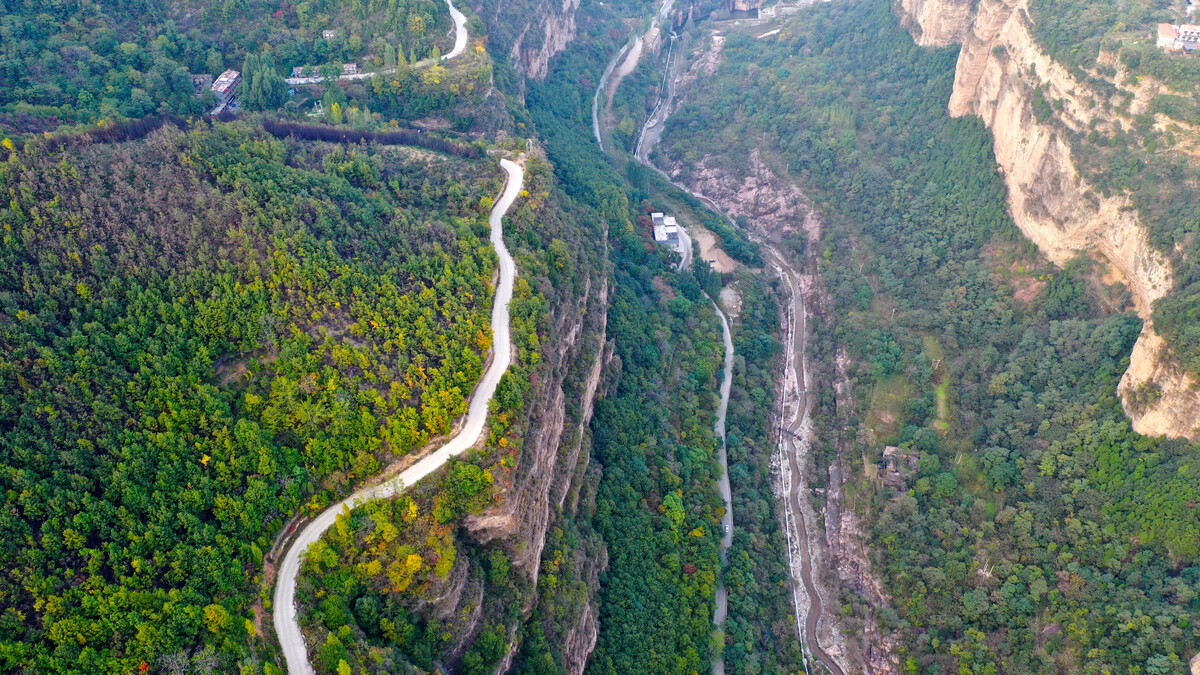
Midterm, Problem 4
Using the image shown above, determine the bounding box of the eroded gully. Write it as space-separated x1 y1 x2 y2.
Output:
594 24 844 673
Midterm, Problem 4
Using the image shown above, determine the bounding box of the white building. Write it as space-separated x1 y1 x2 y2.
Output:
651 212 679 243
1157 22 1200 51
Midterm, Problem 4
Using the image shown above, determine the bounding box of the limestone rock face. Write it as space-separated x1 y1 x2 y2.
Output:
510 0 581 80
899 0 1200 438
893 0 973 46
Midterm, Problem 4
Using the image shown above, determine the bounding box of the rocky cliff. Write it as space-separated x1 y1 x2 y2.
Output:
895 0 1200 438
893 0 972 46
401 154 610 670
472 0 581 80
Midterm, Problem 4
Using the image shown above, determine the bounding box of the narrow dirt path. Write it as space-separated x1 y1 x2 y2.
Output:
271 159 524 675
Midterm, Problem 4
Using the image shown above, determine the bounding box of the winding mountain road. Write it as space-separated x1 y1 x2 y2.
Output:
271 159 524 675
710 296 735 675
591 0 675 152
441 0 469 60
285 0 469 85
624 83 844 672
595 13 844 670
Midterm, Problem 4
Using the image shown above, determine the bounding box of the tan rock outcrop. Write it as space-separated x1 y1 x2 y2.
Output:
509 0 581 80
901 0 1200 438
893 0 973 46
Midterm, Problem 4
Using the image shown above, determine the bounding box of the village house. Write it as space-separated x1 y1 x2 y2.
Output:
880 445 918 490
209 69 240 114
1157 22 1200 52
651 212 679 243
291 66 314 78
211 69 240 102
322 29 337 40
342 63 360 75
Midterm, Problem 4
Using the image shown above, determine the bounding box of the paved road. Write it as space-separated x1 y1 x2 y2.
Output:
710 296 735 675
676 223 693 272
595 11 843 670
632 29 678 164
634 169 844 674
285 0 468 86
591 0 676 152
271 159 524 675
591 40 629 151
442 0 469 60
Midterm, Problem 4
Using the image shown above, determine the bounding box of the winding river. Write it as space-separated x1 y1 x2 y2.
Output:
272 159 524 675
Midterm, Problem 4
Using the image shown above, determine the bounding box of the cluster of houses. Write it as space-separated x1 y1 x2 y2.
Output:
192 26 359 115
1157 22 1200 52
193 26 375 116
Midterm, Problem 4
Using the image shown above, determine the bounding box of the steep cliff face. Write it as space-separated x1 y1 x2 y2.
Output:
463 273 609 578
447 229 608 665
472 0 581 80
511 0 581 81
893 0 972 47
899 0 1200 438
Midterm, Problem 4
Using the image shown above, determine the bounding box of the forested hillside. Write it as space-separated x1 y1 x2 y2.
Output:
0 120 503 672
0 0 454 131
660 1 1200 672
0 0 806 670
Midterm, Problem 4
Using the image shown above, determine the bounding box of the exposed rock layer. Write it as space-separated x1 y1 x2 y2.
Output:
893 0 972 46
472 0 580 81
895 0 1200 438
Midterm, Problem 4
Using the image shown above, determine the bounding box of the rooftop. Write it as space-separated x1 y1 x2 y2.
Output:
212 69 240 94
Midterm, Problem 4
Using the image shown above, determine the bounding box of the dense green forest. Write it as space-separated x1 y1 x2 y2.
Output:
0 120 506 672
630 170 796 674
310 48 494 128
0 0 793 670
661 1 1200 673
0 0 455 131
714 269 803 674
9 0 1200 671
